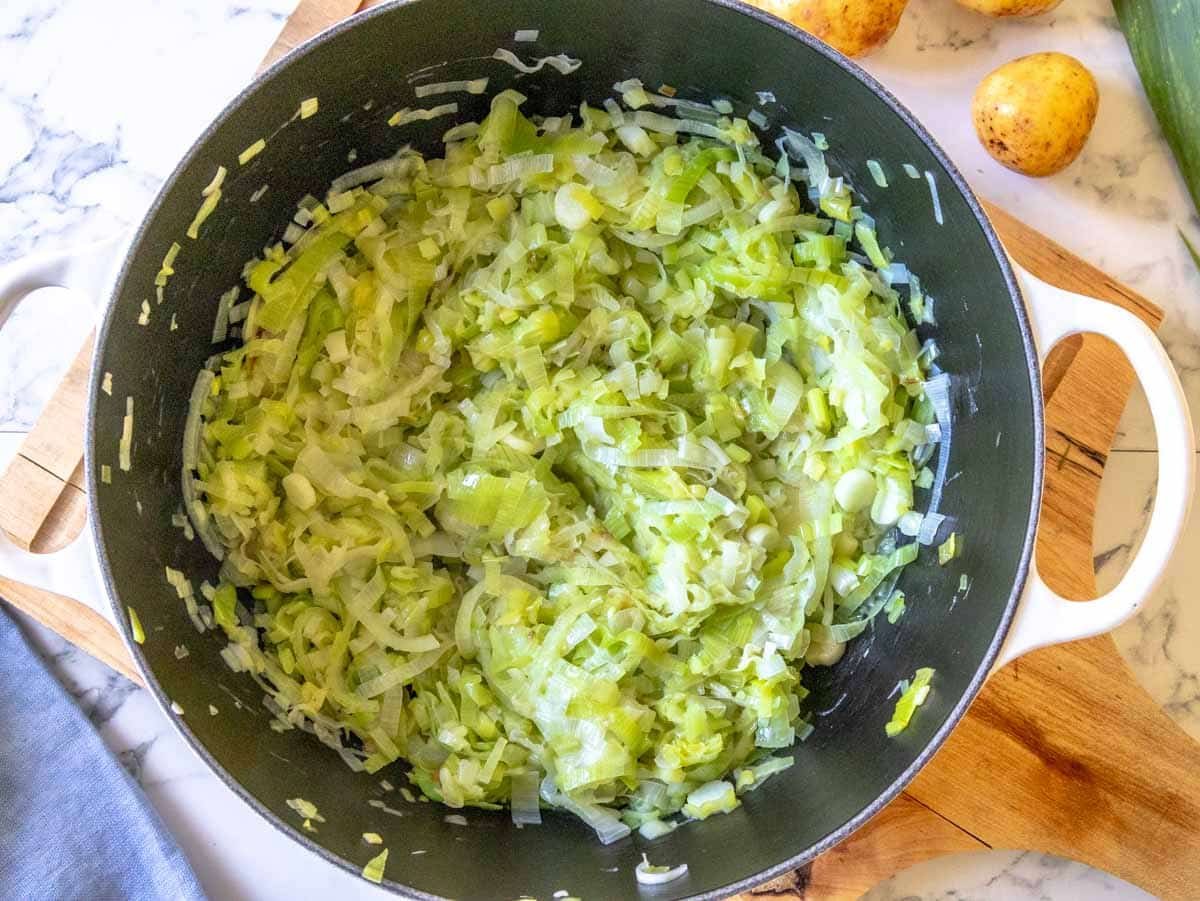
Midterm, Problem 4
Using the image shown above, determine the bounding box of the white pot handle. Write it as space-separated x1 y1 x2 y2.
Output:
0 520 112 622
0 236 124 326
994 263 1195 669
0 237 127 624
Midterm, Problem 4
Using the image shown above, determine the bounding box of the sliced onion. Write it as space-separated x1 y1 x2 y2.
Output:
564 799 630 844
675 118 725 140
924 170 944 226
867 159 889 188
356 648 447 698
779 129 829 196
492 48 581 74
631 110 678 134
182 370 214 472
118 396 134 471
637 818 678 840
571 154 616 185
636 855 689 886
416 78 488 98
212 286 237 343
602 97 625 126
488 153 554 187
389 103 458 128
924 374 952 426
331 157 415 193
898 511 924 537
611 229 681 250
443 121 480 143
510 772 542 825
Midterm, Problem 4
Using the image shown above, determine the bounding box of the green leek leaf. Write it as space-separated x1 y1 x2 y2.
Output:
1114 0 1200 214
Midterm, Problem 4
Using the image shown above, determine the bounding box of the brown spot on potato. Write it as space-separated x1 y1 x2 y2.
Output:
971 52 1098 177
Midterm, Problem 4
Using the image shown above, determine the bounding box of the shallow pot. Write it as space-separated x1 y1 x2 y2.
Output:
0 0 1192 898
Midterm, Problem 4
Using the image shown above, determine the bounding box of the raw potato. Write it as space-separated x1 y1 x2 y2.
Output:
972 52 1099 177
749 0 908 58
954 0 1064 15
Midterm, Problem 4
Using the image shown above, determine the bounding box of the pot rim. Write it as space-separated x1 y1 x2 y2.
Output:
86 0 1044 896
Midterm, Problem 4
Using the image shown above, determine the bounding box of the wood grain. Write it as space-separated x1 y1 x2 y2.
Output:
258 0 362 68
0 577 144 685
909 637 1200 901
28 464 87 555
803 797 986 900
983 202 1162 327
0 335 92 550
0 2 1193 898
735 795 987 900
900 251 1200 899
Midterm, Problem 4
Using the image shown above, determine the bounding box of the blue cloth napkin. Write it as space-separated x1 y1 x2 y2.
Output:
0 604 207 901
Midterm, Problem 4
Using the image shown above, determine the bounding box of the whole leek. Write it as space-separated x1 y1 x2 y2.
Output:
1114 0 1200 215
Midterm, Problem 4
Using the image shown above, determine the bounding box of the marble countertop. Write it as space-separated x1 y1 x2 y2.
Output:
0 0 1195 898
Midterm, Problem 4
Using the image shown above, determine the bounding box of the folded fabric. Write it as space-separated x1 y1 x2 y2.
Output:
0 603 206 901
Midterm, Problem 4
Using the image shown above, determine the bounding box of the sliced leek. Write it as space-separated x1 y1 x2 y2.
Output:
185 86 936 837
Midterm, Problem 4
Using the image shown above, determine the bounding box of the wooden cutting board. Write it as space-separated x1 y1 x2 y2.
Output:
2 1 1197 896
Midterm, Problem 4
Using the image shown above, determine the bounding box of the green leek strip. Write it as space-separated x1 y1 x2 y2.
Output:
155 242 181 287
256 230 353 333
239 139 266 165
118 396 134 472
361 848 388 884
938 532 959 566
854 224 890 271
839 543 918 612
128 607 146 644
389 103 458 128
1181 229 1200 274
357 648 446 698
187 191 220 239
886 667 934 737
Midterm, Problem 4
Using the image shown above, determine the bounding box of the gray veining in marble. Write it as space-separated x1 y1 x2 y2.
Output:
863 850 1154 901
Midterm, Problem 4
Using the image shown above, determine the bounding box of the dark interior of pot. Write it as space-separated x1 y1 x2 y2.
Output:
89 0 1040 897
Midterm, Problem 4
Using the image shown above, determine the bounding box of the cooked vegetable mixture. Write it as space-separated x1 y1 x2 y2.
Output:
184 82 936 840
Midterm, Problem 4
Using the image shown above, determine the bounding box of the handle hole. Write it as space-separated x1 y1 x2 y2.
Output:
1038 334 1138 602
1041 335 1084 402
1093 453 1154 597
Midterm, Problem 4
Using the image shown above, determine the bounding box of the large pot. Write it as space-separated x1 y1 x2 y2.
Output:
0 0 1193 897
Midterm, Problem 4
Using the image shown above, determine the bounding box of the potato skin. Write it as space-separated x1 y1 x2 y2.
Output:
750 0 908 58
972 52 1099 177
955 0 1064 16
